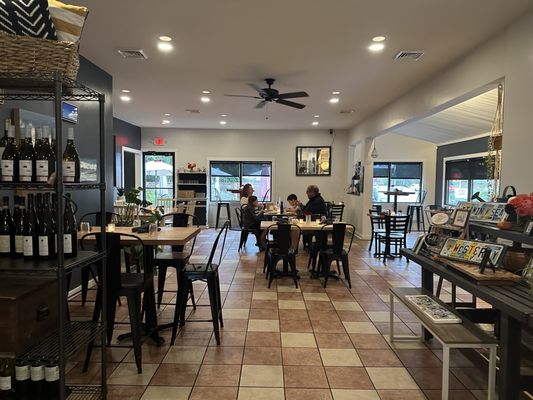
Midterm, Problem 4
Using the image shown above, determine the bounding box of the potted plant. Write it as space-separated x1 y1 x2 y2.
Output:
506 193 533 227
116 187 152 226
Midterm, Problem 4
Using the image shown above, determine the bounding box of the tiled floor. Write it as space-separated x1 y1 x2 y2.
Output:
68 229 493 400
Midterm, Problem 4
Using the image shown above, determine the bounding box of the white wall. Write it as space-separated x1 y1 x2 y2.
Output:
345 10 533 237
142 128 349 226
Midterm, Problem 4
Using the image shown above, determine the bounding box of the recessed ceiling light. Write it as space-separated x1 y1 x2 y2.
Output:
202 90 211 94
332 91 340 95
157 42 173 52
372 36 386 42
220 114 228 117
200 96 210 103
329 97 339 104
159 35 172 42
312 121 319 126
313 114 320 118
219 120 227 125
161 119 170 125
368 43 385 52
120 95 131 102
121 89 131 93
164 113 171 116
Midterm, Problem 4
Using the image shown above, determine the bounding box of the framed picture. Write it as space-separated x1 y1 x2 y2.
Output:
349 161 364 195
452 209 471 228
61 101 78 123
522 257 533 286
524 220 533 236
296 146 331 176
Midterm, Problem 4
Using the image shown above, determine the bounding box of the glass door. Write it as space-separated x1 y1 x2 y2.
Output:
143 151 175 206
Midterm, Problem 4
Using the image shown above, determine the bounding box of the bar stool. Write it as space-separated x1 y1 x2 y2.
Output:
407 190 427 232
215 202 231 229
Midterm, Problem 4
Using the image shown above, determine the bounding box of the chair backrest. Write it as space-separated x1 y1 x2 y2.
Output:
370 205 383 214
369 214 385 230
319 223 355 255
205 221 230 270
235 207 243 228
185 200 196 216
79 211 119 226
157 198 175 209
266 223 301 255
418 190 427 204
328 203 345 220
385 215 410 236
161 212 199 253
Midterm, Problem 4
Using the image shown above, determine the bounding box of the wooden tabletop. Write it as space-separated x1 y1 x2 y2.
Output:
260 220 329 231
81 226 201 246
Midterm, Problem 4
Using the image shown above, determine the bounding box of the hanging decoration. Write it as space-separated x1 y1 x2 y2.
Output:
486 84 504 200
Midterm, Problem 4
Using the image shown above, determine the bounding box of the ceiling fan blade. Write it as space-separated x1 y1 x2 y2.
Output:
276 99 306 109
255 101 267 109
248 83 268 96
224 94 262 99
277 91 309 99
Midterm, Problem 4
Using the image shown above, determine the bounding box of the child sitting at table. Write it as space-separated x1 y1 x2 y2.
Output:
286 194 302 216
242 196 266 249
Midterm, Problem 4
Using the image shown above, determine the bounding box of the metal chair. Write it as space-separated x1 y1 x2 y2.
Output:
327 203 345 221
376 215 410 264
236 206 261 251
265 223 301 289
317 223 355 288
369 212 385 253
407 190 427 232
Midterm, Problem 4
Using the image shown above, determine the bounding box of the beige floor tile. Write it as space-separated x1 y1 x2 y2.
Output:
285 388 332 400
240 365 284 387
278 300 307 309
303 292 330 301
331 389 380 400
247 319 280 332
252 292 278 300
342 322 379 334
332 302 362 311
238 387 284 400
162 346 206 364
281 332 317 348
366 311 401 323
383 336 427 349
140 386 192 400
319 349 362 366
108 363 159 386
277 285 301 293
223 308 251 319
366 367 419 389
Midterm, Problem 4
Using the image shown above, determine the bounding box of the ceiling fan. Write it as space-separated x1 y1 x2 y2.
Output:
224 78 309 109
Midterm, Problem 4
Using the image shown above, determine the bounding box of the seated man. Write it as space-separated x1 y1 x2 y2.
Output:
242 196 265 248
302 185 328 217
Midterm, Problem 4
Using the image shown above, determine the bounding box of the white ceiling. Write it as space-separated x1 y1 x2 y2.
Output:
391 88 499 144
71 0 533 130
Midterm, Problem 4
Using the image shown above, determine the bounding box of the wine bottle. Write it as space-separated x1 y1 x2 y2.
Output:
280 201 284 214
43 364 59 400
14 197 25 257
18 126 36 183
23 195 38 260
29 363 44 400
37 194 54 259
63 128 80 183
14 360 30 400
1 126 18 183
36 127 55 183
51 127 56 152
64 193 77 257
0 197 14 256
0 356 14 400
34 128 43 160
0 119 10 175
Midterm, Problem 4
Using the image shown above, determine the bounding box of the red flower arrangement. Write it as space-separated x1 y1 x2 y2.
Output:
507 193 533 217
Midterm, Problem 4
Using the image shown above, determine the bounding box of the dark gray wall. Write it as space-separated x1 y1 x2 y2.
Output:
113 117 141 190
435 137 489 205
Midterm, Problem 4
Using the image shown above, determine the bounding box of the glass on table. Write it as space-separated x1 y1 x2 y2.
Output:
133 219 141 228
80 222 90 234
305 215 311 223
149 223 157 236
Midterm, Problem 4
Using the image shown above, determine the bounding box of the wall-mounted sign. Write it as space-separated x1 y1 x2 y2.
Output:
153 137 166 146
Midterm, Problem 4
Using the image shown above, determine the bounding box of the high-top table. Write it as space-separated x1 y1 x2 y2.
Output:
381 190 414 212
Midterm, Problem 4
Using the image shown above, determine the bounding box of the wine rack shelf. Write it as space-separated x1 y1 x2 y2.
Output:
0 250 105 273
0 182 102 191
67 386 102 400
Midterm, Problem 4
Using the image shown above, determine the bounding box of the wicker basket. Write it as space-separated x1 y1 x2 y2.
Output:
0 31 79 80
502 248 533 272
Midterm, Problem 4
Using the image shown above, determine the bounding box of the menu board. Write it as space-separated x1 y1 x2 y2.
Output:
455 202 507 223
439 238 506 266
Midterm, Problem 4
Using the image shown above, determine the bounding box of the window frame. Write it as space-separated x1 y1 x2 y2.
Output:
209 160 273 202
372 161 423 203
443 154 493 206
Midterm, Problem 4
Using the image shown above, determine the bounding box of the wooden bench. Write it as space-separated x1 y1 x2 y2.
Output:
389 287 498 400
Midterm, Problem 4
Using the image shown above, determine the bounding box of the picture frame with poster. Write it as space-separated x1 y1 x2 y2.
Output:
452 209 471 228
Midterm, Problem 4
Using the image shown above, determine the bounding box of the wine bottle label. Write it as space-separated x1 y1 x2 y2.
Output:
38 236 49 256
23 236 33 256
44 366 59 382
0 235 10 253
63 161 75 182
19 160 33 181
15 235 23 253
30 366 44 381
36 160 49 182
1 160 13 181
15 365 30 381
64 234 72 254
0 376 11 390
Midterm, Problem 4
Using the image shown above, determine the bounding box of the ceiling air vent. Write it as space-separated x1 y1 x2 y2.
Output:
117 49 147 59
185 109 200 114
393 50 424 61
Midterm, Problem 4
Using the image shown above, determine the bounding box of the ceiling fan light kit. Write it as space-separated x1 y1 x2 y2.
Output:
225 78 309 109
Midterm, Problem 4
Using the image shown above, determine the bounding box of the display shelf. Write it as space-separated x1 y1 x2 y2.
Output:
67 386 102 400
20 321 102 363
0 182 101 191
470 222 533 246
0 250 105 273
176 197 207 201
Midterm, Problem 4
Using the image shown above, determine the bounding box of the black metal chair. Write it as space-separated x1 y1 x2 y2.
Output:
237 205 261 251
171 221 229 346
376 215 410 264
154 213 199 309
407 190 427 232
316 223 355 288
369 212 386 254
265 223 301 288
327 203 345 221
81 232 147 374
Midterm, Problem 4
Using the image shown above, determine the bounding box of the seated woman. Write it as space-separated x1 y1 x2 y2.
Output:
240 183 254 206
242 195 265 248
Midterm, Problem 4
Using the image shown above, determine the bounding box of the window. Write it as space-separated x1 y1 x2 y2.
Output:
210 161 272 202
445 157 493 205
372 162 422 203
142 152 175 205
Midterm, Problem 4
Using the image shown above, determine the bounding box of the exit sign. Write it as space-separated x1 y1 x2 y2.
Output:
153 137 166 146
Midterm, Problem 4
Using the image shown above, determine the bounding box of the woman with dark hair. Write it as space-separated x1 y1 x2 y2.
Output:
242 195 265 249
240 183 254 206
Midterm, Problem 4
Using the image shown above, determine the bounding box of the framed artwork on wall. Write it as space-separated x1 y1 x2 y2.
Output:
296 146 331 176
